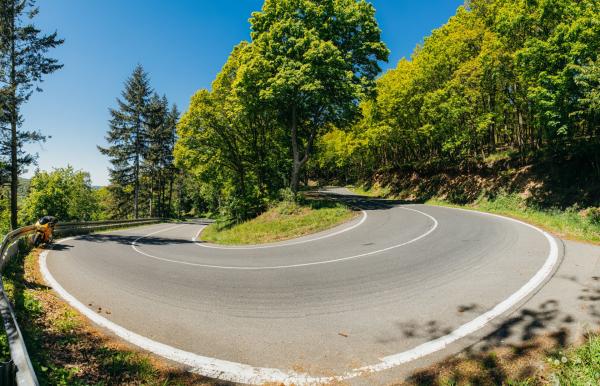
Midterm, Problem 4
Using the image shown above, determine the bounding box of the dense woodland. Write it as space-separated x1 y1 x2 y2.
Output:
175 0 389 221
314 0 600 186
174 0 599 221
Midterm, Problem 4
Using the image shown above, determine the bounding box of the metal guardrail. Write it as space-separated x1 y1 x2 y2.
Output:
0 218 163 386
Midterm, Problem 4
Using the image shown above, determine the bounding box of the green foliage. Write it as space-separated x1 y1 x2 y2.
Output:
314 0 600 183
245 0 389 192
588 208 600 226
0 326 9 363
176 0 388 219
549 335 600 385
201 198 354 245
98 65 152 219
428 193 600 244
175 43 285 221
99 65 180 219
19 166 102 224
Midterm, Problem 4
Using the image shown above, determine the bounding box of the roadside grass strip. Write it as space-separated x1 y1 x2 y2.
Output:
200 199 356 245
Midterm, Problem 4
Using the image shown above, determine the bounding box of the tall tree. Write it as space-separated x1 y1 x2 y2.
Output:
144 93 167 216
245 0 389 193
0 0 63 229
99 65 152 218
176 43 284 221
144 94 178 217
164 103 180 216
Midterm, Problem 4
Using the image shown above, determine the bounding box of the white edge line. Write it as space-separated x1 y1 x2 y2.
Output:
39 207 560 385
39 241 315 385
131 207 437 270
192 209 368 250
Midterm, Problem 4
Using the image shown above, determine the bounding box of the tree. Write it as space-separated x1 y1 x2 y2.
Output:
163 104 180 215
176 43 286 221
0 0 63 229
245 0 389 193
99 65 152 219
145 94 179 217
20 166 101 224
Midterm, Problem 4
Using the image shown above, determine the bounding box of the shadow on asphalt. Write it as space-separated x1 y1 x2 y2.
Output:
69 194 411 247
73 234 195 246
397 275 600 385
48 243 74 251
307 191 423 211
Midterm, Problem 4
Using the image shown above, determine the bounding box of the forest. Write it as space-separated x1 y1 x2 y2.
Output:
314 0 600 189
0 0 598 231
173 0 599 223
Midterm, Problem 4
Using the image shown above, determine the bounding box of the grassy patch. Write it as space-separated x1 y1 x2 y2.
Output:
548 334 600 385
350 184 599 244
1 246 215 385
201 198 356 245
427 193 600 244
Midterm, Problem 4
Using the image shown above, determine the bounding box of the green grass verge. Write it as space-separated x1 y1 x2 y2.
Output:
426 194 600 244
201 199 356 245
548 334 600 384
349 185 600 244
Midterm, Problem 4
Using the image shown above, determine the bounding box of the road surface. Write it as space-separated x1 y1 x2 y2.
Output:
42 188 570 384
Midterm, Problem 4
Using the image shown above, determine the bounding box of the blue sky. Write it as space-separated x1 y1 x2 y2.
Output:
23 0 463 185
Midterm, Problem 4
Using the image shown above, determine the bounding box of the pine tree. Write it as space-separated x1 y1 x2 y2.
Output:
0 0 63 229
98 65 152 219
164 104 179 216
144 95 179 218
144 93 168 217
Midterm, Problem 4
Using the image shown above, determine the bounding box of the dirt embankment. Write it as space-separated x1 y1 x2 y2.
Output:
372 150 600 210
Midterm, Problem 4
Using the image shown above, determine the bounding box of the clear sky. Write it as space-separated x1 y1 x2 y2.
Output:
22 0 464 186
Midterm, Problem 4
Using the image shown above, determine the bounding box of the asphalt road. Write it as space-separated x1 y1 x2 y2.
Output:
43 188 560 384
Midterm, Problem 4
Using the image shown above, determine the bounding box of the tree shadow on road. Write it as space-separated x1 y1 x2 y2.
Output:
70 234 195 247
310 190 424 211
393 275 600 385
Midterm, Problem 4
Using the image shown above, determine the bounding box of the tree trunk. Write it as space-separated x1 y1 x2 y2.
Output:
10 118 18 230
291 162 301 195
167 175 174 217
149 178 153 217
290 106 300 194
9 4 18 230
134 151 139 219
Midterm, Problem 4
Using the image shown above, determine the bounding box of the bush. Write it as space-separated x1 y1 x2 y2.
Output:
588 207 600 226
220 193 265 223
19 166 102 224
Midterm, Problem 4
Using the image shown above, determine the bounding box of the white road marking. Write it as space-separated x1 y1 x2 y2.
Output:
39 243 311 385
131 207 437 270
39 206 560 385
192 209 368 249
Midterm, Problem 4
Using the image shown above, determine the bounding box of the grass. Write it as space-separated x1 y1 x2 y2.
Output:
201 198 356 245
349 185 600 244
549 334 600 385
427 193 600 244
0 245 214 385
